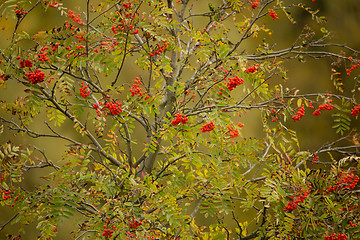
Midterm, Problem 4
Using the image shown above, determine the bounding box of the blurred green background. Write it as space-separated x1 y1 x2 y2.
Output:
0 0 360 239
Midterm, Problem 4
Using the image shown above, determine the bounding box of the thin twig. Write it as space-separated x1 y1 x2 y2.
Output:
0 213 19 232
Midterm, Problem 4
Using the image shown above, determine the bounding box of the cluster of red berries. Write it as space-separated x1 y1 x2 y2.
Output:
171 113 188 126
25 69 46 84
75 33 86 43
311 153 319 165
269 9 278 20
14 7 28 19
200 121 215 132
130 78 143 96
112 20 135 34
292 104 305 122
102 228 113 238
122 2 132 9
324 233 347 240
227 126 239 138
111 4 138 35
47 0 59 8
50 42 62 53
64 44 86 59
10 192 21 207
283 185 311 212
103 102 123 116
251 0 260 9
244 64 259 73
346 64 359 76
79 82 90 98
149 41 169 57
102 220 116 238
64 20 77 31
20 59 33 68
93 103 101 115
37 47 50 62
126 218 148 239
292 104 306 121
1 190 11 200
313 102 334 116
324 172 359 194
226 75 244 91
349 221 358 227
308 101 314 109
68 10 84 24
93 101 123 116
130 78 150 101
351 104 360 116
0 172 5 182
128 219 142 229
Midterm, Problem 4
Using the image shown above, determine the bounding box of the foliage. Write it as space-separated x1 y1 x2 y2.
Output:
0 0 360 239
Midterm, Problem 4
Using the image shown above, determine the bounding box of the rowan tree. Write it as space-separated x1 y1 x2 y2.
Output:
0 0 360 239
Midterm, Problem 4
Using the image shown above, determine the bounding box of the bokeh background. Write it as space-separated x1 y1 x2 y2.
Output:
1 0 360 239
